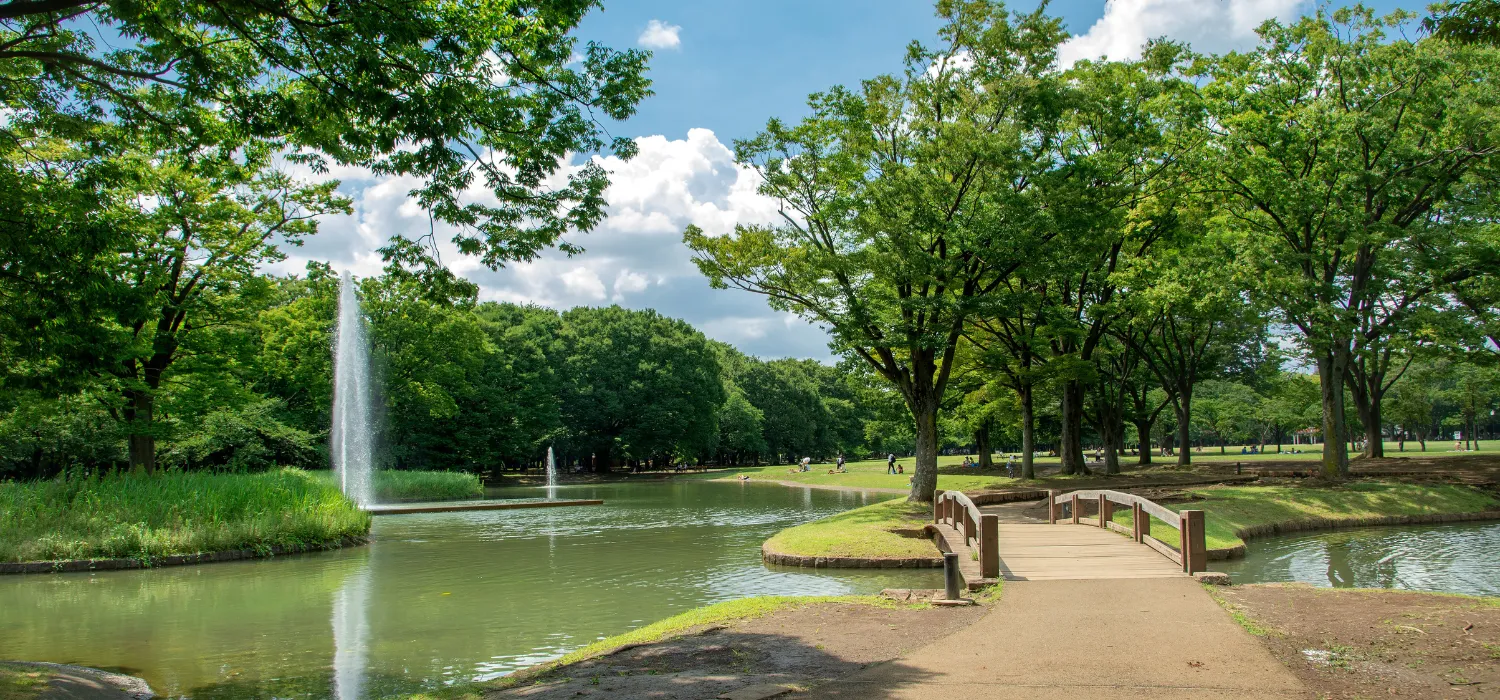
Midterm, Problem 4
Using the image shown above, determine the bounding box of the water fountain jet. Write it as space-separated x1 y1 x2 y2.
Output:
545 446 557 501
332 271 374 507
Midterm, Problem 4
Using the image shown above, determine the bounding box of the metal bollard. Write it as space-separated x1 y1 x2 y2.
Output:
942 551 962 601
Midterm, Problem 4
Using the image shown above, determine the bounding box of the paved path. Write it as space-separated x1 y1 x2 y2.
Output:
807 578 1308 699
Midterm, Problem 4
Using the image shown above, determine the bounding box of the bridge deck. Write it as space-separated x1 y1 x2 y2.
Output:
994 523 1185 581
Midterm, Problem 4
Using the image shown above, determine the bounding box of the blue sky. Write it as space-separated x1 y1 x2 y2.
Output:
282 0 1422 361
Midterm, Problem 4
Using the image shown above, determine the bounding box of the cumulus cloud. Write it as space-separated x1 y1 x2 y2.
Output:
267 129 832 360
637 19 682 50
1058 0 1304 66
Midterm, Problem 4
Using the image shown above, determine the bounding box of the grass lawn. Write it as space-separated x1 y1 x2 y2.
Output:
763 498 937 559
0 665 48 700
0 468 370 563
1109 482 1500 552
413 595 916 698
707 455 1022 492
371 470 483 502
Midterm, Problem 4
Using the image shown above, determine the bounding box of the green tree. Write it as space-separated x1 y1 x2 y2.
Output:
686 1 1066 502
1207 8 1500 478
558 306 723 469
2 140 347 472
360 274 490 470
0 0 651 267
1425 0 1500 44
715 390 767 465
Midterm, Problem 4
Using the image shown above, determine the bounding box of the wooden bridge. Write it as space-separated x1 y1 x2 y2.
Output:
929 488 1208 589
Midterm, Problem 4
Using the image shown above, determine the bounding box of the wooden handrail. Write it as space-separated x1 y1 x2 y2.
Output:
933 490 999 580
1047 489 1208 575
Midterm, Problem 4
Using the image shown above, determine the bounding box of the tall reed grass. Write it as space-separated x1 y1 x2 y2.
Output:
372 470 483 502
0 469 370 563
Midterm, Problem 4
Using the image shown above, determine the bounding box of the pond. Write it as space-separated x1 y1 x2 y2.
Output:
1215 521 1500 597
0 480 937 699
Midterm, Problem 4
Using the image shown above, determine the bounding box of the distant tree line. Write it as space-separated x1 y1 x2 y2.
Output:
0 261 913 478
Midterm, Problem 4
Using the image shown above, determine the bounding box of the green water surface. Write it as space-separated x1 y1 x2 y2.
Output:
0 481 936 698
1215 521 1500 597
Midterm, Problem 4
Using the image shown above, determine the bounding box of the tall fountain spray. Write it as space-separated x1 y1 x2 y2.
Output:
545 446 557 500
332 271 374 507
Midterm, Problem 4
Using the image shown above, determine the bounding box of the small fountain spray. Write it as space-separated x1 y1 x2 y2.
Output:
545 446 557 501
332 271 374 507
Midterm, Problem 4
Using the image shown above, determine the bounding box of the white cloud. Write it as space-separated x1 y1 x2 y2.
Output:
638 19 682 50
265 129 831 360
1058 0 1305 66
560 266 608 300
612 270 649 302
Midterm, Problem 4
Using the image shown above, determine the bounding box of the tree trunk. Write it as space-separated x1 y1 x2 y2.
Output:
1315 352 1351 480
1020 384 1036 479
124 389 156 474
1102 422 1122 475
1363 398 1384 458
976 425 993 470
1174 395 1192 468
909 394 939 503
1134 419 1153 466
1059 380 1087 475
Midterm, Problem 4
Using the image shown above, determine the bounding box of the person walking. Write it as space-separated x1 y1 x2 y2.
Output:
887 453 896 474
836 454 845 472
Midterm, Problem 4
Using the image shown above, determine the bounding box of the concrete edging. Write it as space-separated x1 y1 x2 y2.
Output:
0 535 369 575
761 542 942 569
1205 510 1500 561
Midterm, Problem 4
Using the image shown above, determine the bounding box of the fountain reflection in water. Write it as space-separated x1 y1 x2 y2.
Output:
331 564 372 700
545 446 557 500
332 271 374 507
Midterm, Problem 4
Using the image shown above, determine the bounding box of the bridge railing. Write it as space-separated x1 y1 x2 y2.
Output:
934 490 999 579
1048 489 1207 575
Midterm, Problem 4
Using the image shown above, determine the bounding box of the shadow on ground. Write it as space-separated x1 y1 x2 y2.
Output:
492 602 977 699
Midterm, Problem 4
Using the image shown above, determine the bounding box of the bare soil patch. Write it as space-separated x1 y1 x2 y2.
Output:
489 601 980 699
1216 583 1500 699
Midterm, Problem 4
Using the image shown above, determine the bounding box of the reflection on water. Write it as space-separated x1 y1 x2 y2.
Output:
332 565 371 700
1216 521 1500 597
0 481 934 698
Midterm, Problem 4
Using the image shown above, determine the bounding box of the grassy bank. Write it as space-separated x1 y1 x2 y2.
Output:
708 442 1500 491
763 498 937 560
0 665 47 700
413 595 911 699
0 468 370 564
373 470 483 502
1114 482 1500 552
710 456 1020 492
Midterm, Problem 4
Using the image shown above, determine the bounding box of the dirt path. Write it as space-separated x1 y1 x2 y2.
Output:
810 579 1307 699
489 601 981 699
1214 584 1500 699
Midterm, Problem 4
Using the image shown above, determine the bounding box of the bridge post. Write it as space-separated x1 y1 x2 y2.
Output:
1139 504 1151 541
933 495 942 524
1070 494 1080 524
1181 510 1207 574
963 508 974 547
980 514 999 578
1047 490 1059 524
1131 502 1143 542
1098 494 1111 528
